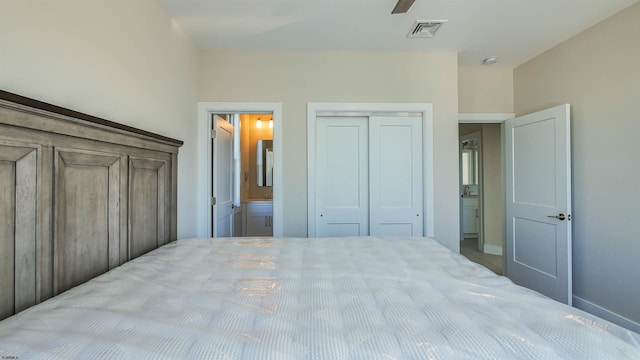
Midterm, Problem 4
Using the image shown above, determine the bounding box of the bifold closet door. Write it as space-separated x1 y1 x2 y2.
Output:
369 116 423 236
316 117 369 237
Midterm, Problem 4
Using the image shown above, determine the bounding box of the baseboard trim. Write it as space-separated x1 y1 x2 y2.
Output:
572 296 640 335
483 244 502 256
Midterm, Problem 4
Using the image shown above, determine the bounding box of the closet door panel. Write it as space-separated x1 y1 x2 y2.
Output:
315 117 369 237
54 148 122 295
369 116 423 236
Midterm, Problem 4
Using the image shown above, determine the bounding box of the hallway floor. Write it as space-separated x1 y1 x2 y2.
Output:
460 238 503 275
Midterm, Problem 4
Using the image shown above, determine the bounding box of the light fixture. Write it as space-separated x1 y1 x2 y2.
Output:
256 116 263 128
483 56 499 65
268 120 273 128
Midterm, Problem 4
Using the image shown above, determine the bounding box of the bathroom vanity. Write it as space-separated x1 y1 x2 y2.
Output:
462 196 479 237
243 200 273 236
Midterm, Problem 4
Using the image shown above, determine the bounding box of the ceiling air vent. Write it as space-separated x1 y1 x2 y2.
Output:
407 20 447 38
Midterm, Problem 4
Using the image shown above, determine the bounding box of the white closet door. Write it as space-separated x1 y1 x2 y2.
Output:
369 116 423 236
315 117 369 237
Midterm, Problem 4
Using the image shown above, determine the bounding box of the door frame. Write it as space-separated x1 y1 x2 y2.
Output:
458 113 514 263
197 102 283 237
307 102 434 237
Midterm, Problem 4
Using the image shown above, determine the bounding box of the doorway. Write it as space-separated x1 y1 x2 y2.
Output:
459 131 483 247
211 112 275 237
197 102 283 238
458 120 507 275
211 113 237 237
458 109 572 304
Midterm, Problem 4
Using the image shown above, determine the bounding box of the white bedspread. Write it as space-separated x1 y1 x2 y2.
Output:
0 237 638 359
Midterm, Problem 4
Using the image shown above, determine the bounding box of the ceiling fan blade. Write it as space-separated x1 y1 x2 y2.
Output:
391 0 416 14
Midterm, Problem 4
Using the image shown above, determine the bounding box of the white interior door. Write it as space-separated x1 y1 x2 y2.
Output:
315 117 369 237
212 115 234 237
369 116 423 236
505 104 572 304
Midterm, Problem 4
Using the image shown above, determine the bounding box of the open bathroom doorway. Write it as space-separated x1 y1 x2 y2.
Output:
458 122 504 275
198 102 283 238
459 130 483 249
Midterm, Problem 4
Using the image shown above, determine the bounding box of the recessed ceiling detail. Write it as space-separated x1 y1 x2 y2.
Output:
407 20 448 38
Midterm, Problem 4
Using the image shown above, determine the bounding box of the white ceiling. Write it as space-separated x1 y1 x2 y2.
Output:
158 0 638 68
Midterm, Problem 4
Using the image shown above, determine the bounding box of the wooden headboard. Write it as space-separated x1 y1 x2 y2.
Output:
0 90 183 320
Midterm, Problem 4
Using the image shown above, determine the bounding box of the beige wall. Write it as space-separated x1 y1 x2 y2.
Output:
481 124 503 251
459 66 514 113
199 50 461 250
0 0 200 238
514 3 640 329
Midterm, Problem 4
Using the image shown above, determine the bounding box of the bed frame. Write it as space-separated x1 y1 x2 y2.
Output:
0 90 182 320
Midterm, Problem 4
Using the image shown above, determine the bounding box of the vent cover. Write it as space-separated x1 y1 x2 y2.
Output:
407 20 447 38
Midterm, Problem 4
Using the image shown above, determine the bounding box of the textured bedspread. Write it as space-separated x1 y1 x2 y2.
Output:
0 237 638 359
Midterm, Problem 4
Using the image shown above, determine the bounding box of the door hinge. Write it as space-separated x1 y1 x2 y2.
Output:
211 129 217 139
211 196 216 205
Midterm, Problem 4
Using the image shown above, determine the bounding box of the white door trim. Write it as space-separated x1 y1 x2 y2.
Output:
459 113 515 123
197 102 283 237
308 102 434 238
458 113 513 262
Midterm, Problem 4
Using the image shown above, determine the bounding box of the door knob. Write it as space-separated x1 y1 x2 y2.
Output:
547 213 566 221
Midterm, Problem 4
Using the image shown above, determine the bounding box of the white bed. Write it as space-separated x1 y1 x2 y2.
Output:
0 236 638 359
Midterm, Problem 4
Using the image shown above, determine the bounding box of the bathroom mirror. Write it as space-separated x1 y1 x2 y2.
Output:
461 139 479 185
256 139 273 186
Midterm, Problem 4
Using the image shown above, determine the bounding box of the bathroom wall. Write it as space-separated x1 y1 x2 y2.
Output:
240 114 251 201
241 114 273 201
